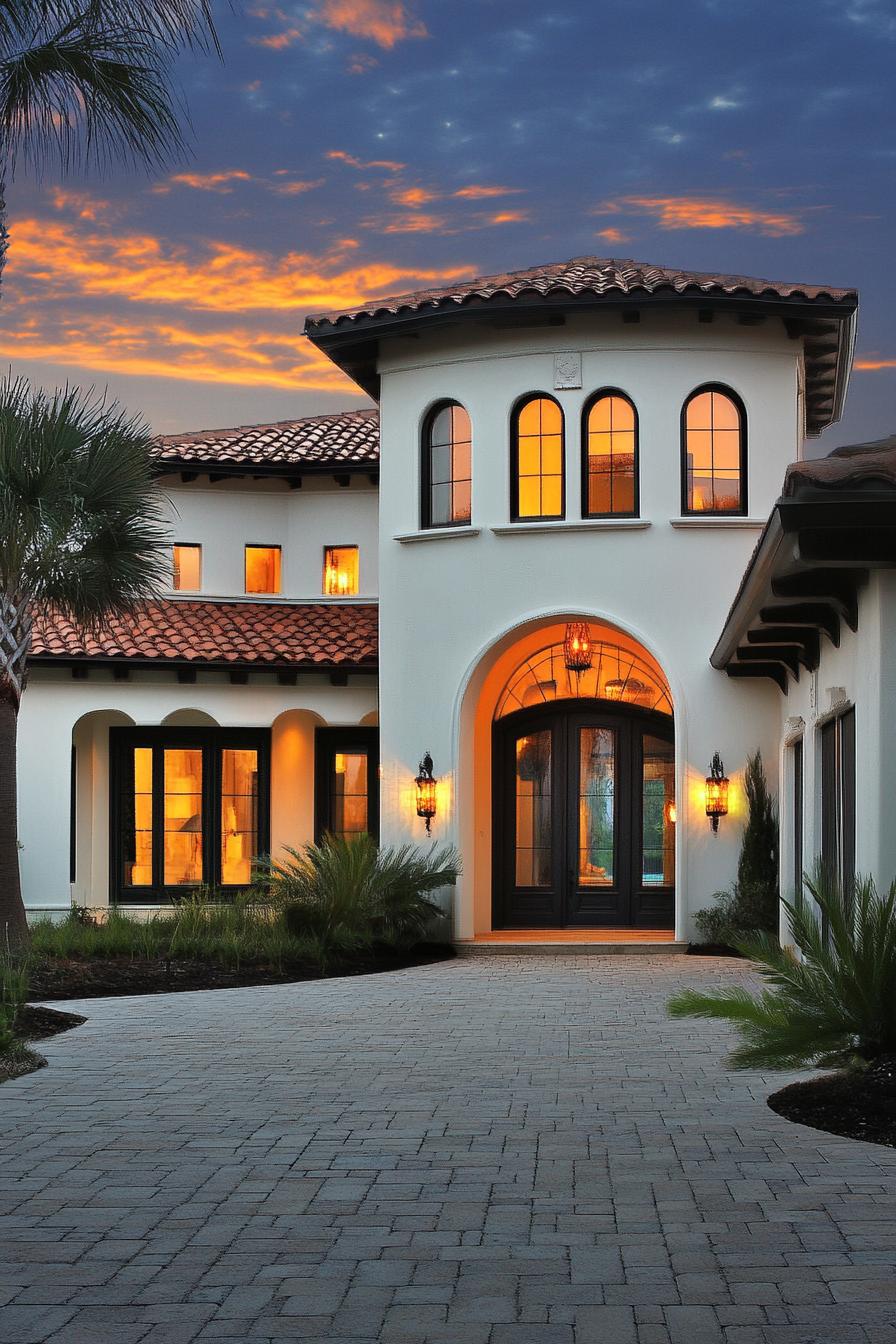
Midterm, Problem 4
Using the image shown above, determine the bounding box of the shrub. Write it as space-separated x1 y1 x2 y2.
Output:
694 749 779 945
0 956 28 1054
669 863 896 1070
258 833 460 966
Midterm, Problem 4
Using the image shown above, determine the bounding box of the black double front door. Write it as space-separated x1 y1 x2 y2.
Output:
492 701 675 929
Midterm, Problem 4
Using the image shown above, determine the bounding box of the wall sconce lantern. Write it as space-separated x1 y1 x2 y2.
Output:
415 751 437 834
705 752 729 833
563 621 593 674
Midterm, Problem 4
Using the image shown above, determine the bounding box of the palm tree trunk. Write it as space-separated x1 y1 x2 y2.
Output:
0 687 27 947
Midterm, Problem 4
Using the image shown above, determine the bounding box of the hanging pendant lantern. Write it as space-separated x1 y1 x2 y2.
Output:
563 621 593 674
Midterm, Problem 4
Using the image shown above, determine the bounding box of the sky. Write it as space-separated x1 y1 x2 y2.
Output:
2 0 895 452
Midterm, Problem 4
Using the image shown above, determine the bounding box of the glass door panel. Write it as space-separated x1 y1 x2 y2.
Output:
514 730 553 887
577 727 615 885
124 746 154 887
163 748 203 886
642 734 675 886
330 750 369 840
221 749 258 885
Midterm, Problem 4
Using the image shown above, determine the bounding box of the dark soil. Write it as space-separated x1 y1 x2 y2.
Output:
768 1056 896 1149
687 942 745 958
27 942 456 1001
0 1003 84 1085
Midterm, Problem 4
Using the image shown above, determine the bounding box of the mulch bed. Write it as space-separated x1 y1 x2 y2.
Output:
0 1003 86 1086
27 942 455 1001
687 943 745 958
768 1056 896 1149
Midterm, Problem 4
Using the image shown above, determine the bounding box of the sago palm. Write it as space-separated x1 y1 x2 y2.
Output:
0 376 168 942
668 863 896 1071
0 0 220 279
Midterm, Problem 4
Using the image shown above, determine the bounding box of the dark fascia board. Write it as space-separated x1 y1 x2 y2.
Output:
152 459 378 482
306 290 858 420
30 655 378 675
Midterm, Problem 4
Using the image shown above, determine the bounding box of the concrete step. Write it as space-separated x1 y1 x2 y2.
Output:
454 939 688 956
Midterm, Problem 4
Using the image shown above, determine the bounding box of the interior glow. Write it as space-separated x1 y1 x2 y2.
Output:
331 750 368 837
515 396 563 519
496 637 673 719
323 545 359 596
125 746 153 886
163 748 203 885
245 545 282 594
685 389 743 513
172 544 201 592
221 749 258 886
586 394 636 515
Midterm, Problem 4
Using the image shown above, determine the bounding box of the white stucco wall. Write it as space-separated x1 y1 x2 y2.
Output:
18 670 377 913
373 310 801 938
160 477 379 599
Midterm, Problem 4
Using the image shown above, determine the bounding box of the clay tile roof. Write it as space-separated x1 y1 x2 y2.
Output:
305 255 856 329
30 599 378 669
151 408 379 473
783 434 896 495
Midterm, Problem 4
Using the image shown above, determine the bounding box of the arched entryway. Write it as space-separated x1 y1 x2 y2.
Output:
483 625 675 931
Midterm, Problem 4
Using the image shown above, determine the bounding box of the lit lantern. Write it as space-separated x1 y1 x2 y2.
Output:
705 752 729 833
664 800 677 826
563 621 593 674
603 677 625 701
415 752 437 835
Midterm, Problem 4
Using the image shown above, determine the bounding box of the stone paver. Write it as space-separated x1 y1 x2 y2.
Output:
2 955 896 1343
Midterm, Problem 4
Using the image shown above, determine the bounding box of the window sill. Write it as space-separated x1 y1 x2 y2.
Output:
670 517 766 529
491 519 652 536
395 526 481 544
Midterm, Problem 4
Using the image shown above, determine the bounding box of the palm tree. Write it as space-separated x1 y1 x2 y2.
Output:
0 0 220 279
0 376 169 942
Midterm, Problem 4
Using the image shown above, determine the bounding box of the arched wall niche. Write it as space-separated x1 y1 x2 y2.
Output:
71 709 137 908
161 708 220 728
270 708 327 863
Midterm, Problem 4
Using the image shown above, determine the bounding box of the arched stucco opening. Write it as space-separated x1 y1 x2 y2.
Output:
455 614 678 939
71 709 137 909
270 708 327 862
161 708 220 728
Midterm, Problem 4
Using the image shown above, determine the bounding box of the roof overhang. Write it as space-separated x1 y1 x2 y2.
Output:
711 483 896 691
305 289 858 434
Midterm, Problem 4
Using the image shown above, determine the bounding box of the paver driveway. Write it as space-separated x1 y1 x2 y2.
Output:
2 954 896 1344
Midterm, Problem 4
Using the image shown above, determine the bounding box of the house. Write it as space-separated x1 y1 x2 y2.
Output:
20 255 886 946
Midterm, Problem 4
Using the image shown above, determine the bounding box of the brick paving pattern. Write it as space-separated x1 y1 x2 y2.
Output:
2 955 895 1343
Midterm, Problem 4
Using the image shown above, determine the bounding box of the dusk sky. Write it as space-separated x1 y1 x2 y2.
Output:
2 0 894 451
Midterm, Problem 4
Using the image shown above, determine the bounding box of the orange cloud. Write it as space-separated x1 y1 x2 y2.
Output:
327 149 406 171
49 188 112 220
854 356 896 370
162 170 253 193
251 26 302 48
381 212 446 234
270 178 325 196
8 217 469 314
390 185 438 206
615 196 804 237
453 185 523 200
311 0 427 47
596 227 628 244
488 210 528 225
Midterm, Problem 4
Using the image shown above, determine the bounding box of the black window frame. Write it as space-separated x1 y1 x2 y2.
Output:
680 383 748 517
315 726 379 844
791 736 803 904
510 392 566 523
110 726 271 903
420 400 473 531
820 706 856 910
580 388 640 519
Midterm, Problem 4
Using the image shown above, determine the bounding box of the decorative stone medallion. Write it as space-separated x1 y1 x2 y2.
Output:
553 352 582 389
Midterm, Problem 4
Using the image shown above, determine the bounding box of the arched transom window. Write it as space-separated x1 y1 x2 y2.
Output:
513 395 564 520
682 386 746 515
495 638 672 719
583 392 638 517
422 401 472 529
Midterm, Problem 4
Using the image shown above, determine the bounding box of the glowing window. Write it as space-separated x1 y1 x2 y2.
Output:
583 394 637 516
323 545 359 596
123 747 154 887
683 387 745 514
245 545 281 594
423 402 472 528
513 396 564 520
221 749 258 886
172 544 201 592
163 748 203 887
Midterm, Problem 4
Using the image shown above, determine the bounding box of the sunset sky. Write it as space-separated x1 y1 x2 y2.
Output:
2 0 894 450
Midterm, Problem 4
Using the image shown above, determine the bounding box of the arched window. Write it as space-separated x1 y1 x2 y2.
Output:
582 391 638 517
422 401 472 529
512 395 564 520
682 385 746 515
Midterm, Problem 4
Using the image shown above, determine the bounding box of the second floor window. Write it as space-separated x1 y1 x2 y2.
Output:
513 395 564 520
172 544 201 591
323 545 359 596
583 392 638 517
245 545 281 595
682 385 746 515
422 401 472 528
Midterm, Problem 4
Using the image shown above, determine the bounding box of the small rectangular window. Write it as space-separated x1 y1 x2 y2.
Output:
315 728 379 843
323 545 359 596
172 544 201 591
245 545 281 595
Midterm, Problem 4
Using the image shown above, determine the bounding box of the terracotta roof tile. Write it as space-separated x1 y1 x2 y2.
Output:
305 255 856 329
783 434 896 495
151 408 378 472
31 599 378 669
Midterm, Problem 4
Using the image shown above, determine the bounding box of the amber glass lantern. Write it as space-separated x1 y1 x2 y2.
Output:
705 752 729 833
563 621 593 674
415 752 437 834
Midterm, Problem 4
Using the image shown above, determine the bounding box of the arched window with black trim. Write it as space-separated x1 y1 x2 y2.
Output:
681 385 746 515
512 394 564 521
582 391 638 517
422 401 472 529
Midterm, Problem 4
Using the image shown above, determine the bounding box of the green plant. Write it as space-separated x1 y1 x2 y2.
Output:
258 834 460 967
694 749 779 945
0 954 28 1054
669 863 896 1070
